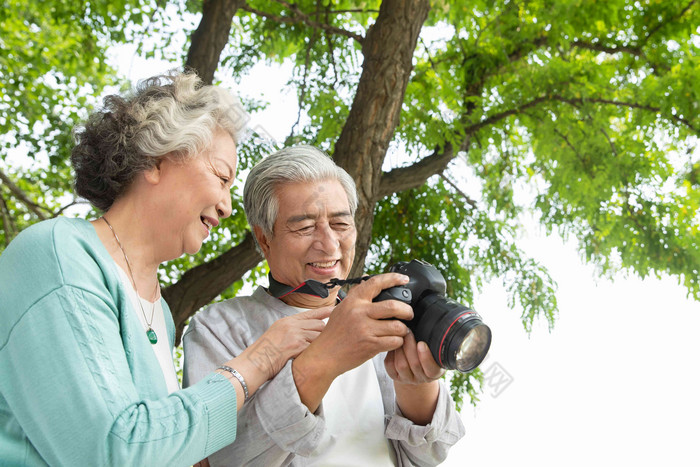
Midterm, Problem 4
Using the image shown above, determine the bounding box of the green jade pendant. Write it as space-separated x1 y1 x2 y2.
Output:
146 328 158 344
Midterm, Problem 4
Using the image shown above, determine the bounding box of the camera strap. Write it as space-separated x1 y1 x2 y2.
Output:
267 273 371 301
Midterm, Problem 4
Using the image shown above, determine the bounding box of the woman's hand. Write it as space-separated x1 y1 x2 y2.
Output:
242 306 331 380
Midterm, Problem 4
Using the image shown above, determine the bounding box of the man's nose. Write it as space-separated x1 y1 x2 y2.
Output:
314 224 340 252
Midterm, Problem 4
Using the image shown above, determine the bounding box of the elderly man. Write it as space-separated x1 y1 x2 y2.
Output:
183 145 465 466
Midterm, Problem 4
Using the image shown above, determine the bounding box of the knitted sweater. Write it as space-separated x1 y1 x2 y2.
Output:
0 218 238 466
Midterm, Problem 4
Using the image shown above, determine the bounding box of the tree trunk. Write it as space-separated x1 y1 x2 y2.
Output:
185 0 243 84
332 0 431 278
163 231 262 342
165 0 432 340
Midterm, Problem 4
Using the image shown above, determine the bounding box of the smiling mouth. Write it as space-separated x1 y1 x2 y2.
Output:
308 260 339 268
201 217 213 231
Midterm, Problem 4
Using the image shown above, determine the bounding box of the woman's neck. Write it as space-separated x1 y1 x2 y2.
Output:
93 200 163 300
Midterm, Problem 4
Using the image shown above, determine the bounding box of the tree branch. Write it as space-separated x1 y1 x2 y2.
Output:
570 39 672 74
0 168 49 220
641 0 696 46
552 127 590 171
286 0 322 142
53 200 89 218
375 33 556 203
318 3 341 90
391 84 696 204
328 9 379 14
463 96 550 135
240 1 364 44
377 140 466 199
461 95 698 137
552 127 580 156
551 96 699 134
185 0 243 84
571 40 645 58
439 173 477 208
162 231 263 343
599 127 619 157
0 191 16 245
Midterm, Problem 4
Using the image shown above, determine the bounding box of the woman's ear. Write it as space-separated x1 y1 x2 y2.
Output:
143 159 163 185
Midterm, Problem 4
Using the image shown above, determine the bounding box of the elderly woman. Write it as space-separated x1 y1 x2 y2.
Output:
0 73 328 466
183 146 465 466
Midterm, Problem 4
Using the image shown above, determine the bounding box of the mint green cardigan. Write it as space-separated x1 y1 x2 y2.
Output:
0 218 238 466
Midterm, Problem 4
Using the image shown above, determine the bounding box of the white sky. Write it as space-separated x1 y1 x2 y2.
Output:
113 43 700 467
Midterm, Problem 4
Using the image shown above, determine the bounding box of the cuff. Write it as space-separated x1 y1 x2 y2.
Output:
385 380 463 446
192 372 239 456
255 359 326 456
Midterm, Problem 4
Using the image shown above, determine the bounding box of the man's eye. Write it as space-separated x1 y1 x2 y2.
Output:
297 225 314 234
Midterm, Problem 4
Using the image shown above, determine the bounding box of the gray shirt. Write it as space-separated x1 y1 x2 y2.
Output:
183 286 466 466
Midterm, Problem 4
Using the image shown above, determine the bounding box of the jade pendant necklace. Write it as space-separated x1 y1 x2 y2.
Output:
102 216 159 345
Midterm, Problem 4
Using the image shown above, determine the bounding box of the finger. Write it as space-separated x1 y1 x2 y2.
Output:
373 318 410 338
392 345 414 381
401 332 425 380
303 330 322 342
384 351 399 380
353 273 409 300
296 306 333 320
417 341 445 380
296 319 327 332
376 335 405 352
367 300 413 321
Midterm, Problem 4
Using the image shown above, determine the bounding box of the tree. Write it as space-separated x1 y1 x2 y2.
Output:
0 0 159 239
2 0 698 406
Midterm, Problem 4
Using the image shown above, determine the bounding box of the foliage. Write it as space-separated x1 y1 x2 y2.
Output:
0 0 158 246
2 0 699 408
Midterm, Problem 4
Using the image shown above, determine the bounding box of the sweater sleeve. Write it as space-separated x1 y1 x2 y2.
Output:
184 316 326 466
0 285 239 466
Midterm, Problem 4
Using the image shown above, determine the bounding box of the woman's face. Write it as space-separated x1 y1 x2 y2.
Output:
155 129 237 256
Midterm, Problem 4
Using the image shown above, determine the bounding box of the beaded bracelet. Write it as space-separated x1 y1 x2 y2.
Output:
218 365 249 402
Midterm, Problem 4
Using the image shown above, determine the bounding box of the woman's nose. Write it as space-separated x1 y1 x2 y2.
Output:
216 192 232 218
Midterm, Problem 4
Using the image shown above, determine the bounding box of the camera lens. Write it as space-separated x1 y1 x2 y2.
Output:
411 294 492 372
450 319 492 372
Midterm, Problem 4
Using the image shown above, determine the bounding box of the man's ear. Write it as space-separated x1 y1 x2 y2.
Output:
143 159 163 185
253 225 272 258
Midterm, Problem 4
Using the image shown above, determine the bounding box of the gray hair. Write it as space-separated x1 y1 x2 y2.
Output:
243 145 358 251
71 71 245 211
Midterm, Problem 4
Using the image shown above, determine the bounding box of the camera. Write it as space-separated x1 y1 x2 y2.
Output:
374 259 492 372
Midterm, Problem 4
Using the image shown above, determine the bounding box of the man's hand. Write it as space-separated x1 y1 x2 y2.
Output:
384 330 445 384
312 273 414 375
385 331 444 425
292 273 414 411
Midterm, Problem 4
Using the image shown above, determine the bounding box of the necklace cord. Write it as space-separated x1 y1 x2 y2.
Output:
102 216 159 344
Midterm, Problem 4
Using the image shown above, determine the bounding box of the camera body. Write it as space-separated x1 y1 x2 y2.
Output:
375 259 491 372
374 259 447 305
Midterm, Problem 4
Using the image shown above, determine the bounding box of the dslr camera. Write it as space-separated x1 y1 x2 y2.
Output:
375 259 492 372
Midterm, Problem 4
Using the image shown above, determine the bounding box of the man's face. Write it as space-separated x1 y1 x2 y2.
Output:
256 179 357 305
